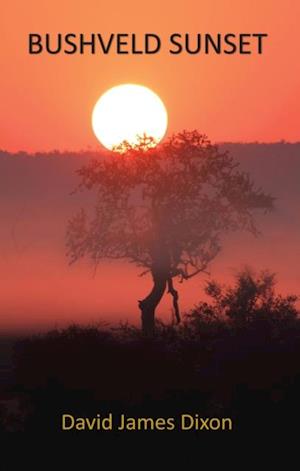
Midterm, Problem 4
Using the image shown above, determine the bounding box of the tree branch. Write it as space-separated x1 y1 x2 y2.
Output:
183 267 210 280
167 277 181 324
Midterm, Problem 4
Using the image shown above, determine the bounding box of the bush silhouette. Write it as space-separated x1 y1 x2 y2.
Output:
186 269 298 328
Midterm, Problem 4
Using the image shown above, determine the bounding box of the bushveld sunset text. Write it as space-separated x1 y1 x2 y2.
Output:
28 33 268 55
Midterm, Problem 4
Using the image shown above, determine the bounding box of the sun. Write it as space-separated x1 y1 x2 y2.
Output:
92 84 168 151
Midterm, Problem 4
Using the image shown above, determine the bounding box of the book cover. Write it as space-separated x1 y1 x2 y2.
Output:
1 0 299 457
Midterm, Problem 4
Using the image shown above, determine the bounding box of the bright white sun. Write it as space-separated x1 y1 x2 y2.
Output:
92 84 168 151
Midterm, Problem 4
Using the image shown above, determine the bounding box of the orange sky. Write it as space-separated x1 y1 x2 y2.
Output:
1 0 300 151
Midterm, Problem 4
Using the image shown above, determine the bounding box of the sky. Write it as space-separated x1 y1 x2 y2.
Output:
1 0 300 152
0 1 299 333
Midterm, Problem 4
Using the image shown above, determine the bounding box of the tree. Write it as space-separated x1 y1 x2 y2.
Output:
66 131 274 335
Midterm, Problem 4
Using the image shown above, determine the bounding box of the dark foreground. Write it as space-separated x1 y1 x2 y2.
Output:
1 271 299 453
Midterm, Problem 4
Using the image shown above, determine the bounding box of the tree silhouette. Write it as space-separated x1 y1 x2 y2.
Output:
66 131 274 335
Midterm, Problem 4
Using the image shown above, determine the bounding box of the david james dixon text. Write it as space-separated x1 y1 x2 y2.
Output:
61 413 233 431
29 33 268 55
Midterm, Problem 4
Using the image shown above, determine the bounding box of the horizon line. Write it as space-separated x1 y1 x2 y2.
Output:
1 139 300 156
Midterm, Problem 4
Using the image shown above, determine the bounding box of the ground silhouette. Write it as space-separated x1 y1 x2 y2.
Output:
0 270 298 437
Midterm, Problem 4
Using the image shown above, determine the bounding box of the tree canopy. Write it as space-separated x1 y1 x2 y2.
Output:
66 131 274 334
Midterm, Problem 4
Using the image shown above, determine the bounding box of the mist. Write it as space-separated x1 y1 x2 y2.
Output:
0 142 299 333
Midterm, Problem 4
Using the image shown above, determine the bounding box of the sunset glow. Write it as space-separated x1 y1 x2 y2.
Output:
92 84 168 150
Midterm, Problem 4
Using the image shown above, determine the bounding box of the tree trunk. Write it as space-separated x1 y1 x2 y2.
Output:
138 271 167 336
